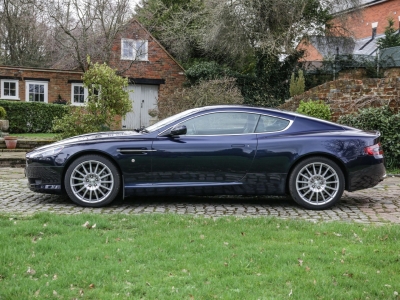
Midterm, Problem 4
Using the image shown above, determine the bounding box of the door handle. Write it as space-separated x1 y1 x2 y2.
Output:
231 144 245 148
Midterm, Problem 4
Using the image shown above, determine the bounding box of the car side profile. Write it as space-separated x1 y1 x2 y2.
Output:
26 105 386 210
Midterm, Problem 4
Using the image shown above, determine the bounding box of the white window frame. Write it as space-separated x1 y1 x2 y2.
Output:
71 83 88 106
1 79 19 100
121 38 148 61
70 83 102 106
25 81 48 103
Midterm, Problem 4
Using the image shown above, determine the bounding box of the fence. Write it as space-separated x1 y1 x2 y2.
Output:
301 45 400 76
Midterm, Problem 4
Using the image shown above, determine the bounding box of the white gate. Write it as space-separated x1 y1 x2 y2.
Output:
122 84 159 129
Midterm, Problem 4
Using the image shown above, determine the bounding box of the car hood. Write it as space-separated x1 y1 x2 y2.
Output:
30 131 142 152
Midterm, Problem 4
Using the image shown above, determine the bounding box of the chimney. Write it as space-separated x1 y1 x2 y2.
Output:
372 22 378 38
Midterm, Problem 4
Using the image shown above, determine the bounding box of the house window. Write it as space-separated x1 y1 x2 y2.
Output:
1 79 19 100
71 83 100 106
25 81 48 103
121 39 148 61
71 83 87 106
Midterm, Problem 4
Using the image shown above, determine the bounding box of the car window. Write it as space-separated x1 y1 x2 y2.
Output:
145 107 202 132
255 115 290 133
180 112 260 135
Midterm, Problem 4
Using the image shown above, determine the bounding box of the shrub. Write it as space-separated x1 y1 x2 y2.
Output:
338 106 400 169
185 61 234 86
52 60 131 139
0 106 6 119
0 100 68 133
289 70 305 97
157 77 244 120
296 100 332 121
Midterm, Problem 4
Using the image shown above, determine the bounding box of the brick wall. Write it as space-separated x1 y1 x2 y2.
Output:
108 20 186 105
299 0 399 61
279 75 400 121
0 67 83 103
336 0 400 39
298 40 324 61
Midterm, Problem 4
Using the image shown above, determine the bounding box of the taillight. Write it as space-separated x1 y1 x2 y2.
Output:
364 143 383 156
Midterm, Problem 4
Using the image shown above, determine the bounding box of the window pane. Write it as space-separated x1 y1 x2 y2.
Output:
73 85 85 103
122 40 134 58
28 83 45 102
255 115 290 133
181 112 259 135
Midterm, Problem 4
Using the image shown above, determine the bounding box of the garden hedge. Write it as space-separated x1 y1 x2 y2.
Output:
0 100 68 133
338 106 400 169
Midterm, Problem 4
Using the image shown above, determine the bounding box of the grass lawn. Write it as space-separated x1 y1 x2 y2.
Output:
11 133 57 140
0 213 399 299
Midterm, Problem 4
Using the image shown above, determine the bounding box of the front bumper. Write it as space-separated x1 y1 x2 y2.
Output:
26 164 64 194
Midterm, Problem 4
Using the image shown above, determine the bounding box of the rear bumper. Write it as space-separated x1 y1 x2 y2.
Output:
347 161 386 192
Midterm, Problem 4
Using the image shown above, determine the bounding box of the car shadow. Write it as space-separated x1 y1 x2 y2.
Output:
114 194 297 208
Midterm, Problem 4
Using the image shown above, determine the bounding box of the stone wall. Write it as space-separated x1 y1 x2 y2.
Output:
0 139 53 150
279 76 400 121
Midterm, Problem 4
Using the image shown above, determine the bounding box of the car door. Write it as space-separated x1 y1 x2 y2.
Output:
150 112 259 184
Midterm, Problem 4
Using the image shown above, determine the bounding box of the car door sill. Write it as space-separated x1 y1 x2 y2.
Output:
125 182 243 189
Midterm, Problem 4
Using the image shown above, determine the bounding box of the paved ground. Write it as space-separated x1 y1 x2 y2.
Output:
0 167 399 224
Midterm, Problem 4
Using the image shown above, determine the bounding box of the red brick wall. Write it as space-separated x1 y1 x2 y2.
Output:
108 20 186 105
299 0 400 61
334 0 400 39
279 76 400 120
0 66 83 103
297 40 324 61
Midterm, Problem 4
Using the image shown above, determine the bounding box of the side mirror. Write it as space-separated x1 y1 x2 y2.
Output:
170 125 187 136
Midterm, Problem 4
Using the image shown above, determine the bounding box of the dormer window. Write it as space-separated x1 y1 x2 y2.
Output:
121 39 148 61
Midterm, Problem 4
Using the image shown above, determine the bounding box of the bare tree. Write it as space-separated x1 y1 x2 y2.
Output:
39 0 133 71
0 0 53 66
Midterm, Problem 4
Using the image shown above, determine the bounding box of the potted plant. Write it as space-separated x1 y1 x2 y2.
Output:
4 135 18 149
0 106 9 132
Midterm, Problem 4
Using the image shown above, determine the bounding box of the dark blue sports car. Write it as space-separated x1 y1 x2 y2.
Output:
26 105 386 209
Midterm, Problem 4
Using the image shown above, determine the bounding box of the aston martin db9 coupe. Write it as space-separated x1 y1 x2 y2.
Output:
26 105 386 210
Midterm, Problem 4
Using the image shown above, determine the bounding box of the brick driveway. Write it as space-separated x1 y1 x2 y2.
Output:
1 167 399 223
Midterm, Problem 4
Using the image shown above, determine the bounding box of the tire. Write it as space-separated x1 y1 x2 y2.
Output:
64 154 121 207
289 157 344 210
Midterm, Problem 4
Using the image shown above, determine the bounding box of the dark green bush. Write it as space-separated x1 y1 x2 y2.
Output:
0 100 68 133
296 100 332 121
338 106 400 169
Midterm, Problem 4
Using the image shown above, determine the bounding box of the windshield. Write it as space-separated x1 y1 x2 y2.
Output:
144 107 202 133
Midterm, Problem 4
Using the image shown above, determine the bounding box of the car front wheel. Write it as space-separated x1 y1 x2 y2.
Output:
289 157 344 210
64 154 121 207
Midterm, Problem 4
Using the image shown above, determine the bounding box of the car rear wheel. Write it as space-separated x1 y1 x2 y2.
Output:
64 154 121 207
289 157 344 210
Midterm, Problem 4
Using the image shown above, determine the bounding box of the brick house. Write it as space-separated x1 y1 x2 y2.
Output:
297 0 400 61
0 19 186 129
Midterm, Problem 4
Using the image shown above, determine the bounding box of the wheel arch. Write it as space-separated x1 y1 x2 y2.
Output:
285 153 348 195
61 150 123 192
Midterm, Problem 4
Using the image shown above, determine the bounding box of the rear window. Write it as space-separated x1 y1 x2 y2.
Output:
255 115 290 133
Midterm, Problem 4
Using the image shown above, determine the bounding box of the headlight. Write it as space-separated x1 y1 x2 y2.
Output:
29 146 64 159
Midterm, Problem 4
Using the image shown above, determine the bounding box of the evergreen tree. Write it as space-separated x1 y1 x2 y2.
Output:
377 18 400 50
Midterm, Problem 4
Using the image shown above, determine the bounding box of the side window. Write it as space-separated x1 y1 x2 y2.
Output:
180 112 260 135
255 115 290 133
25 81 48 103
71 83 86 105
1 79 19 100
121 39 148 61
